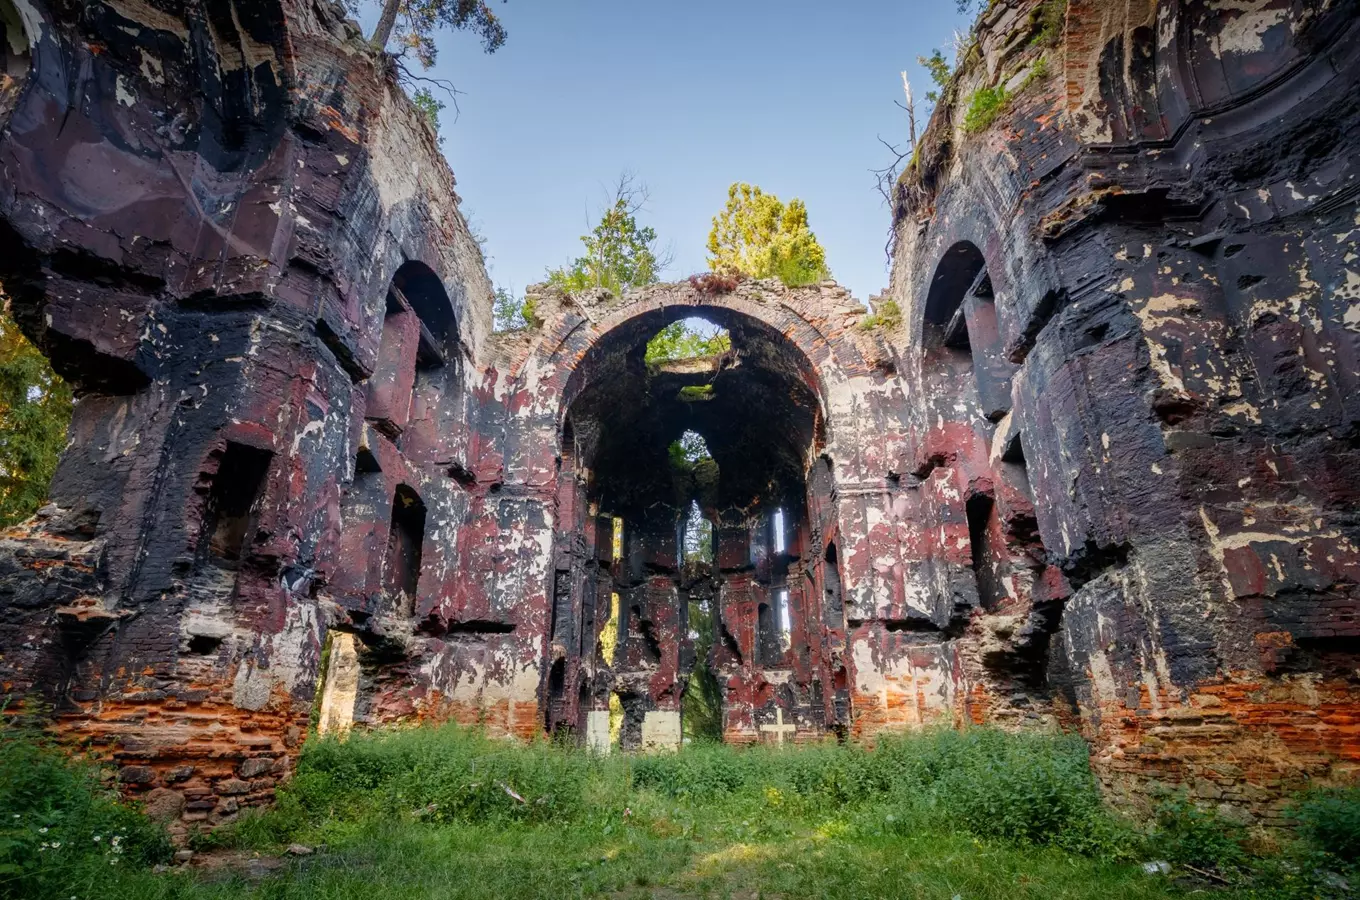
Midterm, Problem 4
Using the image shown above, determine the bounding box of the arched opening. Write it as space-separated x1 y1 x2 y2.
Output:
366 261 459 438
923 241 1014 420
557 305 826 748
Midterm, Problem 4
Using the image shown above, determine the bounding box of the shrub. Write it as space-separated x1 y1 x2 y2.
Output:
1290 784 1360 863
1151 795 1249 871
859 299 902 331
0 719 173 900
963 85 1010 133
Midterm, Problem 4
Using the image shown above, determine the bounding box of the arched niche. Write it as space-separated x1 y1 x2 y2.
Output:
366 260 460 437
922 240 1015 421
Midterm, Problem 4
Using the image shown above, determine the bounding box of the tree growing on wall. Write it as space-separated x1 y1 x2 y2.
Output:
369 0 508 67
0 291 73 527
547 173 668 296
706 184 829 287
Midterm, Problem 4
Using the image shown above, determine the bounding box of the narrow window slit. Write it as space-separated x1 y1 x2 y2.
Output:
384 485 426 610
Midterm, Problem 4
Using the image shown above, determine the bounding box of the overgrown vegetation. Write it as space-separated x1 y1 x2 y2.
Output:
919 48 952 103
0 294 72 527
0 717 173 900
547 173 667 296
1032 0 1068 47
4 718 1358 900
859 298 902 331
409 87 446 138
492 286 538 332
706 183 830 287
644 319 730 364
963 84 1010 133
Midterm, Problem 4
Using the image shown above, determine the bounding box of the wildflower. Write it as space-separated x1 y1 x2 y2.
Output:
38 826 48 833
93 835 102 842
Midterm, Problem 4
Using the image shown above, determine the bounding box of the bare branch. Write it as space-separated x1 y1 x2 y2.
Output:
392 56 464 121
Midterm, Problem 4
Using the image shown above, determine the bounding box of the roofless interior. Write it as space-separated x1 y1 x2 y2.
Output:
553 307 828 747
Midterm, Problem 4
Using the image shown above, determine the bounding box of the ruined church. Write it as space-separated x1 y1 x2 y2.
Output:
0 0 1357 838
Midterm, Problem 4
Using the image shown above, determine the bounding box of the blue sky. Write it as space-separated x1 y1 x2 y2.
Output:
361 1 971 304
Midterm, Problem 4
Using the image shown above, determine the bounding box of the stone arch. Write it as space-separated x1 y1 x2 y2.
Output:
921 239 1015 421
555 293 846 440
366 260 462 437
392 261 458 355
540 284 854 748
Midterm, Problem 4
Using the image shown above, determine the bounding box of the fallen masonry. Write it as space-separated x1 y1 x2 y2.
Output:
1 0 1358 841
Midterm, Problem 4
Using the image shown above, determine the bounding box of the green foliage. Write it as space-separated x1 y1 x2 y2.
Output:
409 87 445 139
858 298 901 332
919 48 952 103
1033 0 1067 47
547 178 664 296
629 728 1132 855
644 321 730 364
1290 784 1360 861
7 721 1355 900
676 384 713 402
0 717 173 900
682 593 722 743
375 0 508 67
706 183 829 287
0 299 73 527
492 287 537 332
1151 795 1249 871
964 84 1011 133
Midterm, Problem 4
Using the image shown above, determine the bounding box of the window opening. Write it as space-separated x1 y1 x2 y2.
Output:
384 485 426 608
611 517 624 563
776 588 792 650
645 317 731 363
203 442 273 564
772 508 787 554
682 500 714 566
966 494 1001 609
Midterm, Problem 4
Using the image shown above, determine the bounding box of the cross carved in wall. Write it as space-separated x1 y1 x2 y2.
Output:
759 707 797 747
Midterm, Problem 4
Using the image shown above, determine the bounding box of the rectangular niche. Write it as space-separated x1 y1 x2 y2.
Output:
384 485 427 611
202 442 273 564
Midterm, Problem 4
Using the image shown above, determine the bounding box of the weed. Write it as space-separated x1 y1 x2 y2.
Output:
1290 784 1360 861
0 718 173 900
1032 0 1067 47
964 85 1010 133
859 299 902 331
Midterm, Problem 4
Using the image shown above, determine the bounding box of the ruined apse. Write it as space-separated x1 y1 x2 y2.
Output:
0 0 1357 837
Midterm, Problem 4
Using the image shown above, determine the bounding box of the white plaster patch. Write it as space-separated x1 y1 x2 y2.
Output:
585 710 611 754
640 710 681 752
115 75 136 107
1212 3 1288 55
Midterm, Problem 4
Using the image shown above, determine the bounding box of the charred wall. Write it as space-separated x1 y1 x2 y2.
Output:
880 0 1360 820
0 0 1355 837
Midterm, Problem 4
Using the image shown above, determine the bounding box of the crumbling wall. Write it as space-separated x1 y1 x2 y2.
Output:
0 0 500 839
879 0 1360 820
0 0 1355 837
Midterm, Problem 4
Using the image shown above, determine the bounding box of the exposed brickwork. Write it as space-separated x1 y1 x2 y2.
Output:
0 0 1356 838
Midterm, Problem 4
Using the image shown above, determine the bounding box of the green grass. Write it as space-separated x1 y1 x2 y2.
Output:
4 720 1358 900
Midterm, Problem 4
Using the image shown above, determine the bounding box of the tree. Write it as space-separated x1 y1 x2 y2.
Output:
0 291 73 527
645 321 730 364
706 183 829 287
371 0 508 67
492 286 537 332
547 174 668 296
